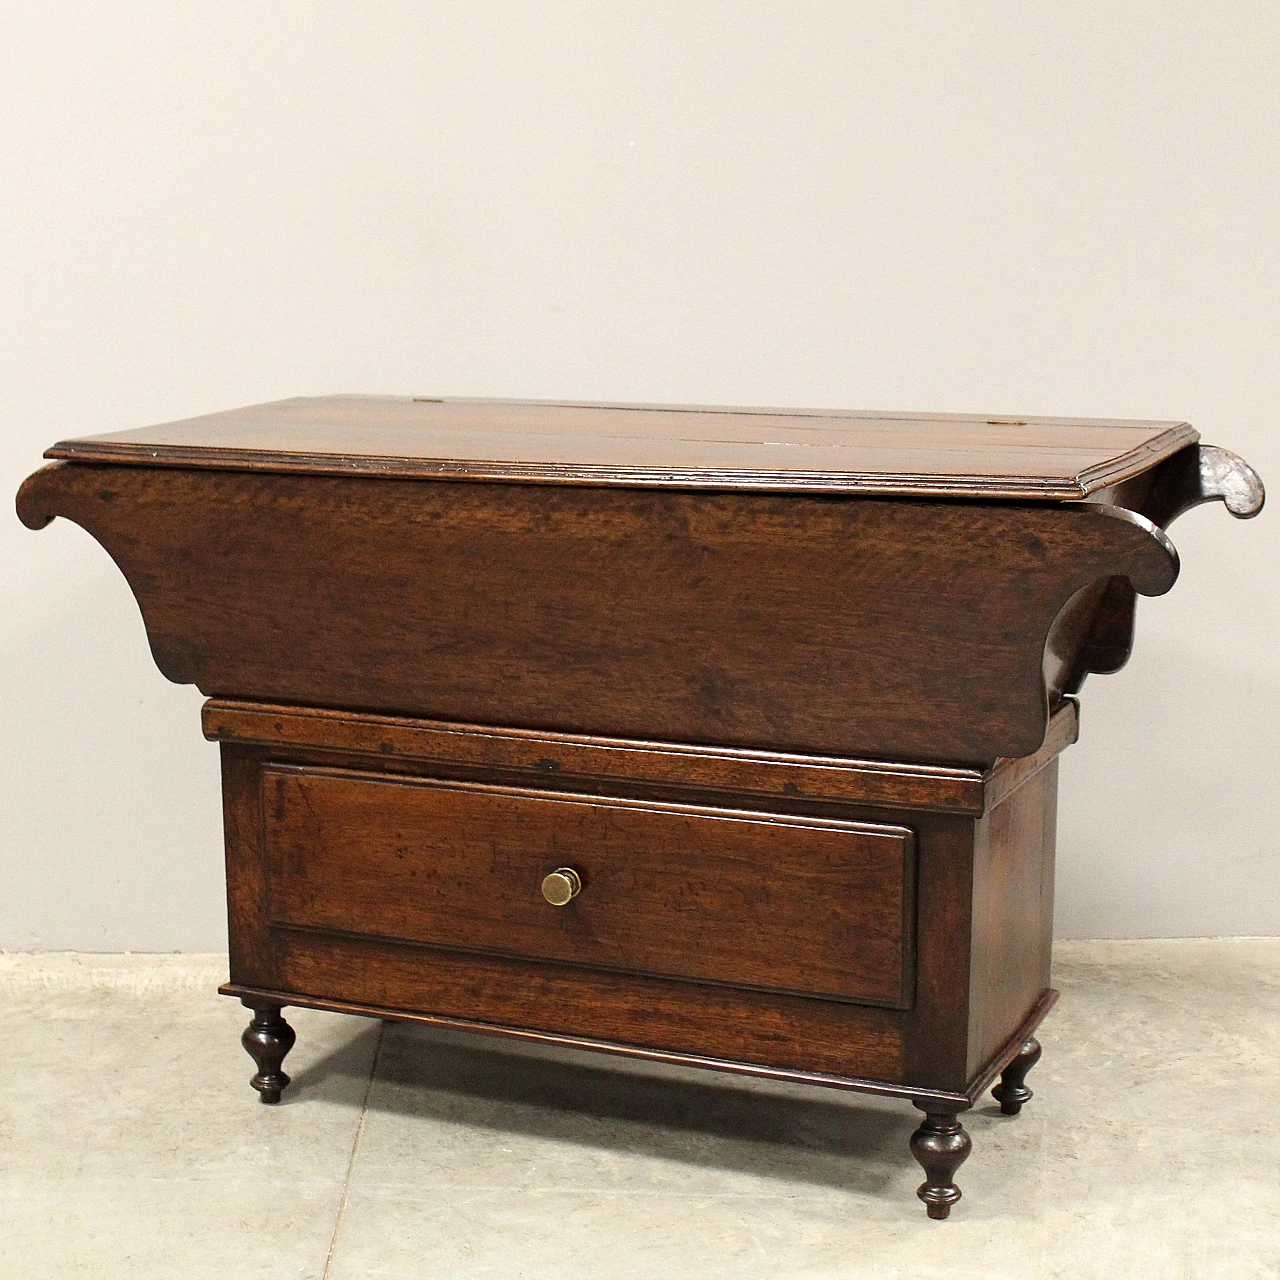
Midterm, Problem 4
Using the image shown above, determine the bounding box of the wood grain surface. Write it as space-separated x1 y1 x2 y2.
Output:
17 462 1176 764
203 696 1079 817
261 766 916 1007
218 978 1058 1108
13 400 1263 1209
271 928 906 1082
965 761 1058 1078
42 394 1197 499
214 715 1071 1094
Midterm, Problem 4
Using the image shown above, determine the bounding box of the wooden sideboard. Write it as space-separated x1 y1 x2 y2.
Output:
17 395 1263 1218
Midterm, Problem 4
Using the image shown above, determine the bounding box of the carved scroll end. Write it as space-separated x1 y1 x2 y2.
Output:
1199 445 1264 519
15 461 73 530
1144 444 1265 527
1084 505 1180 598
1046 507 1178 699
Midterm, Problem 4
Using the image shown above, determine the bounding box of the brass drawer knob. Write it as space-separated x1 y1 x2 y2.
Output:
541 867 582 906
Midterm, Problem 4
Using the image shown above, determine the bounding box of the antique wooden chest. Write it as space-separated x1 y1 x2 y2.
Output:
17 395 1263 1217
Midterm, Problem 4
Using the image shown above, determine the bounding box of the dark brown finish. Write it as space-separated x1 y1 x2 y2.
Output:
215 724 1065 1099
262 766 916 1007
1054 443 1264 696
966 762 1058 1079
17 461 1179 764
897 812 979 1092
910 1105 973 1220
202 697 1078 818
1142 443 1265 525
962 989 1058 1107
240 1001 295 1104
272 927 905 1081
221 746 274 989
1058 575 1139 694
220 981 1057 1109
40 394 1198 499
992 1037 1043 1116
17 396 1263 1219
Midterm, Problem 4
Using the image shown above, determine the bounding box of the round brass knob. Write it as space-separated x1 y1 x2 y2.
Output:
541 867 582 906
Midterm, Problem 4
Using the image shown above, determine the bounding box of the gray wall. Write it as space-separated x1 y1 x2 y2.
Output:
3 2 1276 949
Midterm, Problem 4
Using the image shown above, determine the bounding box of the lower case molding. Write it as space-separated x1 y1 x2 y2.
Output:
218 980 1057 1110
962 988 1058 1104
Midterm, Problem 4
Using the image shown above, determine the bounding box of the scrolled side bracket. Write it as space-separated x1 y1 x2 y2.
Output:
1058 444 1263 696
1071 502 1180 597
1142 443 1265 528
15 461 72 530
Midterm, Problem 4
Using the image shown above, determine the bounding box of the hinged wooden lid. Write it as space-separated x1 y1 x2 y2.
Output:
45 395 1197 499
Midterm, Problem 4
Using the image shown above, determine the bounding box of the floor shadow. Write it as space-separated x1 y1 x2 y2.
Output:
284 1017 385 1101
285 1017 920 1194
973 1101 1020 1119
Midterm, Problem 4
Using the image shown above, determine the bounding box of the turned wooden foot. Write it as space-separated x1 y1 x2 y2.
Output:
992 1036 1042 1116
240 1000 296 1104
910 1105 972 1219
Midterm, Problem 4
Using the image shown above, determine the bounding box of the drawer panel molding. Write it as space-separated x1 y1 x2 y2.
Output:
263 766 917 1008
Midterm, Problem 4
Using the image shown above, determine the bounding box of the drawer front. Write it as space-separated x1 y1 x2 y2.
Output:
262 767 916 1007
273 930 906 1083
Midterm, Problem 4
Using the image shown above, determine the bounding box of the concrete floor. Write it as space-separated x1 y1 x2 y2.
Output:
1 940 1277 1279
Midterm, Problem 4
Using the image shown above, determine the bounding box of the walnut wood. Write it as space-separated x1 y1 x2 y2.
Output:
17 462 1177 764
1060 575 1138 694
966 762 1058 1079
203 697 1078 818
239 1000 295 1104
981 705 1077 813
218 981 1060 1110
961 989 1058 1106
1141 443 1265 525
898 813 977 1092
992 1037 1043 1116
217 722 1062 1098
270 928 904 1081
220 745 274 988
261 765 916 1007
1059 443 1265 694
40 394 1197 499
910 1105 972 1219
15 398 1262 1217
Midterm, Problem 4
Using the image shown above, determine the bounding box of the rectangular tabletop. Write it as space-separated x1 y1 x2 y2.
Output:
45 395 1196 499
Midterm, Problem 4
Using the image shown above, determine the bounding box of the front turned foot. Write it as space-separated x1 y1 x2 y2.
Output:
910 1105 972 1219
992 1036 1042 1116
240 1000 296 1104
